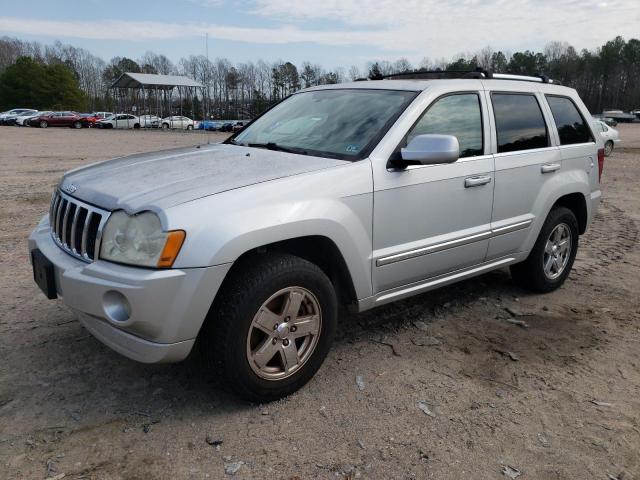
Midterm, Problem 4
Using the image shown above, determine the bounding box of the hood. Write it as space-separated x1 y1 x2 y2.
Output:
60 143 349 212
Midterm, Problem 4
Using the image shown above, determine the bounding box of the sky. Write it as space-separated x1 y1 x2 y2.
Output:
1 0 638 70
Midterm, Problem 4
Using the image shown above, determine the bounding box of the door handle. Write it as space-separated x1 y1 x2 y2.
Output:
464 175 492 188
541 163 561 173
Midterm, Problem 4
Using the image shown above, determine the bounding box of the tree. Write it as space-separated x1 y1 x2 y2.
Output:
368 62 383 80
0 56 85 110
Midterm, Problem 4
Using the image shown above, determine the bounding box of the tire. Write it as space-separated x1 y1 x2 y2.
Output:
72 121 82 129
604 140 614 157
200 253 338 402
162 123 169 130
510 206 579 293
187 125 193 130
133 123 140 129
39 121 48 128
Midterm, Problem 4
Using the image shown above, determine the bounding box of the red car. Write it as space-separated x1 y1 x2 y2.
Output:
29 111 83 129
79 113 98 127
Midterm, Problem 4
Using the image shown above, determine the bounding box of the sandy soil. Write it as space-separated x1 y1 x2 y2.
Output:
1 126 639 480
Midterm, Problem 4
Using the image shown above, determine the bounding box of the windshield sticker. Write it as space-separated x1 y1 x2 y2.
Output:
345 144 360 153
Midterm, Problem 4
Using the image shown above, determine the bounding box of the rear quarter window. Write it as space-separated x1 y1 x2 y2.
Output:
546 95 594 145
492 93 549 153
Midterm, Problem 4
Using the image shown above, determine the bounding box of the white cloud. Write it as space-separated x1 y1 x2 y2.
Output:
0 0 638 61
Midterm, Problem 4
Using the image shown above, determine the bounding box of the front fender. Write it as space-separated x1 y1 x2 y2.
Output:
166 161 374 300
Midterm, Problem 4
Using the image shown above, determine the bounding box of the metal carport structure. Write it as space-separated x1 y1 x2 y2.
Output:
110 72 205 125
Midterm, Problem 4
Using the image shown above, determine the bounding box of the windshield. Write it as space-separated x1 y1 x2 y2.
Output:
231 89 418 160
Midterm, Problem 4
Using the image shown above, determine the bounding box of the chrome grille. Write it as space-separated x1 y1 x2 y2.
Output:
49 190 110 262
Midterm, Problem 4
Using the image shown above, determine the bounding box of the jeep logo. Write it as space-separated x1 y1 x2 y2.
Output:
63 183 77 194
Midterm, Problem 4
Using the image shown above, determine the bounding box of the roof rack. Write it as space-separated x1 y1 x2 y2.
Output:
381 68 559 84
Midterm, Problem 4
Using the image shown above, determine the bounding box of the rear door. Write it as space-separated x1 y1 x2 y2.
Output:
485 89 560 259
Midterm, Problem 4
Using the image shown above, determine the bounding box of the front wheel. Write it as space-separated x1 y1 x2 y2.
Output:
200 253 337 402
510 206 579 293
162 123 169 130
187 124 193 130
39 121 48 128
604 140 614 157
72 121 82 129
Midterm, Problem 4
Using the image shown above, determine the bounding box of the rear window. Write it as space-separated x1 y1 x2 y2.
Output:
492 93 549 153
546 95 594 145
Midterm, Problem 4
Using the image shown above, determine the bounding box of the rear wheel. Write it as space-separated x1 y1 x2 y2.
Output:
133 123 140 129
72 121 82 129
200 253 337 402
162 123 169 130
604 140 614 156
510 206 579 293
39 121 48 128
187 124 193 130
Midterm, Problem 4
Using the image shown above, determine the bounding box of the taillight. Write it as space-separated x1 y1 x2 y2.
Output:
597 148 605 182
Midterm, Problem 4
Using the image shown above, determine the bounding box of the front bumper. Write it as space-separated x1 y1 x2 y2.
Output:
28 215 232 363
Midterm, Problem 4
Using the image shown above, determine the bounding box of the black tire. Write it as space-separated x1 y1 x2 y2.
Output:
187 124 193 130
133 123 140 129
604 140 614 157
162 123 169 130
510 206 579 293
199 253 338 402
72 121 82 129
39 120 48 128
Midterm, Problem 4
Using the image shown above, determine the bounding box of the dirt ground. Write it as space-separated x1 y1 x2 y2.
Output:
1 125 639 480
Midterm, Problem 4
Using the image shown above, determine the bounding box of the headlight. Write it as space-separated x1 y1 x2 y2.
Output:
100 211 185 268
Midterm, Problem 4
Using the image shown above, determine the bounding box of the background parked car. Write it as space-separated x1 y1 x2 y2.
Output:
96 114 141 129
3 109 38 126
594 119 621 156
232 121 247 132
0 108 36 125
30 111 83 128
219 121 234 132
139 115 161 128
197 120 222 131
161 116 195 130
16 110 49 126
93 112 114 120
79 113 99 128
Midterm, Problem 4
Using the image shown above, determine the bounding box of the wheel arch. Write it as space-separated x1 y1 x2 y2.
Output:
552 192 588 234
219 235 358 308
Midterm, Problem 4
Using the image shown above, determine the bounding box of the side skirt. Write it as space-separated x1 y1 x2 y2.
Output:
356 256 519 312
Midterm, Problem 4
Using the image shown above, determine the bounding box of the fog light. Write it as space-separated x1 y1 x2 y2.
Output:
103 290 131 322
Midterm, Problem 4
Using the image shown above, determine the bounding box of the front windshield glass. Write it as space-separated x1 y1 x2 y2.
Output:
231 89 418 160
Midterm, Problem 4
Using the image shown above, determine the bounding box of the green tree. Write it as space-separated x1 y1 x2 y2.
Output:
368 62 383 80
0 56 85 110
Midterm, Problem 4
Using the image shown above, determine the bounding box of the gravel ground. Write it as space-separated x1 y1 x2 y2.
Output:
1 126 639 479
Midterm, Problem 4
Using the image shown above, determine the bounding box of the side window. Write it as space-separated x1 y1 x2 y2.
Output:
492 93 548 153
546 95 594 145
406 93 483 158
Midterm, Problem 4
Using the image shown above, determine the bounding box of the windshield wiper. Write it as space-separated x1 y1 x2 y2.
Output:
247 142 307 155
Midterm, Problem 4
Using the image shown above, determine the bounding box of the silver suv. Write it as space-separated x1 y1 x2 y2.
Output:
29 72 603 401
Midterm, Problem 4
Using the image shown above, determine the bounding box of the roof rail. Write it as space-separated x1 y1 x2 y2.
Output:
381 69 559 85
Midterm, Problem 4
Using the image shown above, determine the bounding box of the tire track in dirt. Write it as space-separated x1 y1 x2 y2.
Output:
573 198 639 277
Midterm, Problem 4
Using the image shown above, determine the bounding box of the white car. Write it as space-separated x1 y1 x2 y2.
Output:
594 119 621 156
161 116 195 130
139 115 161 128
16 110 50 126
96 114 141 129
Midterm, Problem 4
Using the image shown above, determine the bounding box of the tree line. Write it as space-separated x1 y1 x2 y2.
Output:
0 35 638 117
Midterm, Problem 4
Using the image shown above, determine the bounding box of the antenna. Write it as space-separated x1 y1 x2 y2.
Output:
206 32 210 145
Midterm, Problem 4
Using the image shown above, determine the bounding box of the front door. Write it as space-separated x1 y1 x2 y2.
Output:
372 91 495 293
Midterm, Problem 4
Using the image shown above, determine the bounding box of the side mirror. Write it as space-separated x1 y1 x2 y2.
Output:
400 134 460 165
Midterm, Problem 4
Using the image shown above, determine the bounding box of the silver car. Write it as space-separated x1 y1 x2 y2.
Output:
29 74 602 401
593 119 621 156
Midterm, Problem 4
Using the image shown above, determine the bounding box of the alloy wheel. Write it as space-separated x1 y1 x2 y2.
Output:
543 223 572 280
246 286 322 381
